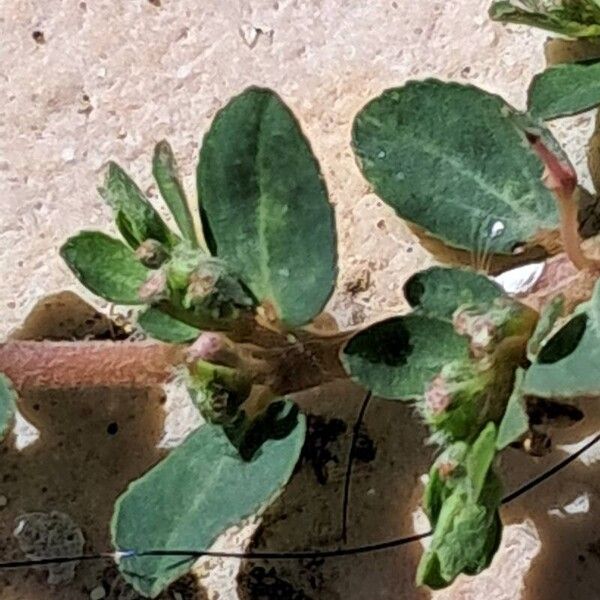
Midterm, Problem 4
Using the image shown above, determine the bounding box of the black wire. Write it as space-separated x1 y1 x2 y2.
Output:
341 391 372 544
0 430 598 571
501 431 600 505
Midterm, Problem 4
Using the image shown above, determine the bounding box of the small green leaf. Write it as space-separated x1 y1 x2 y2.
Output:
352 80 560 256
137 307 200 342
527 294 565 360
0 374 17 442
423 442 469 525
112 406 305 598
529 61 600 120
153 141 199 247
490 1 600 38
198 87 337 327
60 231 151 304
421 360 497 443
101 162 178 249
496 369 529 450
466 423 497 501
524 281 600 397
404 267 504 321
341 315 470 400
417 473 502 589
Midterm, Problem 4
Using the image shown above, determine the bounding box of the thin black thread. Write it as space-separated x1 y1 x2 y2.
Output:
341 391 372 544
501 431 600 505
0 430 597 571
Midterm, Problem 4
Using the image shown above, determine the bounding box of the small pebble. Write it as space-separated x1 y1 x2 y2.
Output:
0 495 8 508
90 586 105 600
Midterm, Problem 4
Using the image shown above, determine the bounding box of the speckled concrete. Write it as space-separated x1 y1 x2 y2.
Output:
1 1 599 599
0 0 558 338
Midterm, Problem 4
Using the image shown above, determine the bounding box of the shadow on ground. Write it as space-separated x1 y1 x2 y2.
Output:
0 292 208 599
236 381 432 600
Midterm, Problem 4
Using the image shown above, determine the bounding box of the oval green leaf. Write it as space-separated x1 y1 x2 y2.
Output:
112 408 305 598
341 315 470 400
137 307 200 343
60 231 151 304
496 369 529 450
352 80 560 255
529 61 600 120
524 281 600 397
153 141 199 247
101 162 178 249
404 266 504 321
197 87 337 328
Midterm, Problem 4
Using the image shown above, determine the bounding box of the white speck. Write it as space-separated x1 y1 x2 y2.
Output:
97 66 106 77
113 549 135 561
490 220 505 238
394 171 405 181
14 411 40 451
278 268 290 277
0 495 7 508
61 147 75 163
377 149 386 159
90 586 106 600
548 492 590 517
177 64 191 79
367 488 376 496
493 262 544 295
13 519 25 536
239 23 259 48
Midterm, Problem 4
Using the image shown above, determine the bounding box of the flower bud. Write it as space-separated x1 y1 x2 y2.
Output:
187 359 252 425
453 297 537 357
138 269 168 303
422 360 495 443
135 239 170 268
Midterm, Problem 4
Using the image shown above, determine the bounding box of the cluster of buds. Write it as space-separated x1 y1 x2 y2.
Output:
452 297 538 359
137 243 254 323
422 360 496 443
135 238 170 269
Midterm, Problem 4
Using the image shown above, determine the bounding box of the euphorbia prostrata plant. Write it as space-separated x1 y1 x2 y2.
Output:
4 6 600 596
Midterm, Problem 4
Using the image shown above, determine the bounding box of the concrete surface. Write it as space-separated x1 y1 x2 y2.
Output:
1 1 599 599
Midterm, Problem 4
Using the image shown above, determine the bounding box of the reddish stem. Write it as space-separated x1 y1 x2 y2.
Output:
0 341 184 390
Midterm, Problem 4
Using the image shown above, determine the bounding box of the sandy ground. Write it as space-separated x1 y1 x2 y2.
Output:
1 1 600 599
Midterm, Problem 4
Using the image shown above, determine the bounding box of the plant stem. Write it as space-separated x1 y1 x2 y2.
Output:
555 188 594 271
0 340 185 390
0 333 348 395
527 133 594 271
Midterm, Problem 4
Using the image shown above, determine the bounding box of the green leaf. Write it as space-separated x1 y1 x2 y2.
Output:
524 281 600 397
490 1 600 38
496 369 529 450
101 162 178 249
527 294 565 360
466 423 497 501
60 231 151 304
529 61 600 120
153 141 199 247
423 442 469 525
404 267 504 321
417 474 502 589
197 87 337 327
0 374 17 442
137 307 200 343
352 80 560 255
341 315 470 400
112 406 305 598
